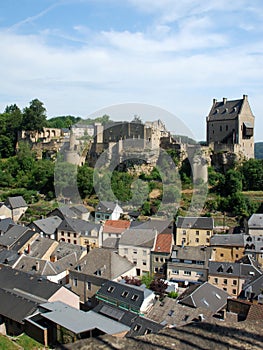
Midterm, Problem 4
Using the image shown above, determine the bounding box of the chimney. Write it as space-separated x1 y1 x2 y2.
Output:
243 94 248 100
35 261 39 271
223 97 227 105
213 98 217 104
27 244 30 254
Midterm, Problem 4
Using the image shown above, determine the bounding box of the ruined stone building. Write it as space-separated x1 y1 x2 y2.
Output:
206 95 254 159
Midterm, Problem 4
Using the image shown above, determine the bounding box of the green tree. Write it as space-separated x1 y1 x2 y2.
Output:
240 159 263 191
77 165 94 198
22 99 47 131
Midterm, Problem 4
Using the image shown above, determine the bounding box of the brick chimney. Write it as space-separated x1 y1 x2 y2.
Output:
223 97 227 104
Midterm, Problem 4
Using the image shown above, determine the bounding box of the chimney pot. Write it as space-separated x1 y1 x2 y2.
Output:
223 98 227 105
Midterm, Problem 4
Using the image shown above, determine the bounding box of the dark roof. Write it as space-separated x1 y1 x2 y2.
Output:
28 236 58 259
96 201 121 213
102 237 120 250
0 265 63 301
5 196 27 209
93 302 163 337
11 229 37 252
210 234 245 247
96 280 152 311
171 245 212 262
0 288 38 323
57 217 101 235
130 218 174 234
179 282 230 313
70 205 89 215
0 218 16 233
208 261 262 280
243 274 263 298
0 248 21 265
207 98 243 121
52 241 86 260
119 228 157 248
176 217 214 230
0 225 30 248
31 216 62 235
47 206 77 219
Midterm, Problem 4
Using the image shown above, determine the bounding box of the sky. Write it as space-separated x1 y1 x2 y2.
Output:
0 0 263 141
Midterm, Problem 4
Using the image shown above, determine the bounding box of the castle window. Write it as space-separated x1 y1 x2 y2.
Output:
220 126 222 132
226 125 228 131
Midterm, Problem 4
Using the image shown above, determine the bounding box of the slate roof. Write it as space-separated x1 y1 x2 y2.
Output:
178 282 230 313
208 261 262 280
11 230 37 252
31 216 62 235
176 217 214 230
70 205 89 215
0 248 21 265
96 201 121 213
0 288 38 323
130 218 174 234
242 274 263 298
72 248 134 279
103 220 130 234
35 301 129 335
0 218 15 234
5 196 27 209
207 98 244 121
248 214 263 229
47 206 77 219
102 237 120 250
28 236 58 259
210 233 245 247
93 301 163 337
119 228 157 248
171 245 211 262
96 280 153 311
51 241 86 260
0 265 64 302
153 233 173 253
0 225 31 248
58 217 101 236
246 303 263 321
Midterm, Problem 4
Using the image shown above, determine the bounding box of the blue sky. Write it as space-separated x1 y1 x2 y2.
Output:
0 0 263 141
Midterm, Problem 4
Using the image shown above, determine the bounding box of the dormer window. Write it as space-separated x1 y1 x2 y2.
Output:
121 291 129 298
107 286 115 293
226 266 233 274
217 265 223 272
131 294 139 301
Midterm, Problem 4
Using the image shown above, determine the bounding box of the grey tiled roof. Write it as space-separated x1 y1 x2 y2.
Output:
207 98 243 121
31 216 62 235
0 218 16 234
58 217 101 235
130 218 174 234
119 228 157 248
248 214 263 229
96 201 121 213
72 248 134 280
176 217 214 230
208 261 262 279
179 282 230 313
171 246 212 262
210 233 245 247
0 225 31 248
51 241 86 260
28 237 58 259
70 205 89 214
5 196 27 209
102 237 120 250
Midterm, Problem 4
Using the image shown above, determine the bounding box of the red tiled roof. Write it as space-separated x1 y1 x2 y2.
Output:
103 220 131 234
153 233 173 253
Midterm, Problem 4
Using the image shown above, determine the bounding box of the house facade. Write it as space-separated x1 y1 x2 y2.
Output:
150 233 173 278
175 217 214 247
95 201 123 223
210 233 245 262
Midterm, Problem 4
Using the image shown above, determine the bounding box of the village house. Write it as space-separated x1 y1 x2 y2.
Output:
167 245 212 287
150 233 174 278
244 234 263 265
69 248 136 308
175 217 214 247
0 265 79 336
1 196 28 222
95 280 156 315
248 214 263 235
118 228 158 277
30 216 62 240
102 219 131 241
208 256 262 297
210 233 245 262
0 225 38 253
95 201 123 223
57 217 103 249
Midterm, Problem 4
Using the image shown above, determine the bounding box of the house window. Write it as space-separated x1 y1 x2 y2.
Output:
155 267 159 273
232 289 237 295
67 232 70 237
74 240 77 245
133 259 137 265
121 291 129 298
67 239 71 243
155 257 159 262
133 324 141 331
206 238 210 243
86 281 91 290
196 261 204 265
235 254 239 258
223 287 227 291
207 231 210 236
184 271 191 276
143 250 147 256
159 267 163 273
182 230 186 235
195 238 199 243
73 278 78 287
233 280 237 286
220 253 224 257
223 279 227 285
196 272 203 277
160 258 164 263
107 286 115 293
132 294 139 301
133 249 137 254
142 260 147 266
74 233 77 238
61 231 64 236
196 231 199 235
124 248 128 255
172 269 179 275
96 214 101 218
214 278 218 284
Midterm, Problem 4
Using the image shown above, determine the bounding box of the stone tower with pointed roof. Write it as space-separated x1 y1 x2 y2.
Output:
206 95 254 159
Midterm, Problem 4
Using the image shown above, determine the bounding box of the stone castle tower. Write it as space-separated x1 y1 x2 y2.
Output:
206 95 254 159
